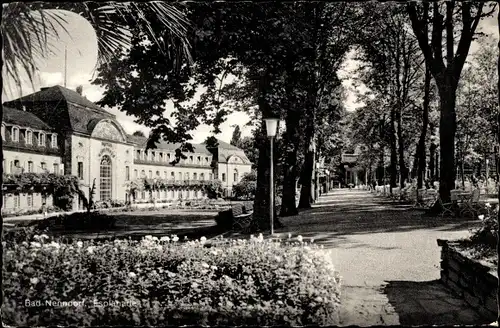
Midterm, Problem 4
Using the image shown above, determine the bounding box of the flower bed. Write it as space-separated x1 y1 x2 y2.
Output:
3 234 341 326
437 239 498 321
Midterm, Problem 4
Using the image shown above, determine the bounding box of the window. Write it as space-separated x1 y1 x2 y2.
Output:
234 169 239 182
141 191 145 199
1 124 5 140
152 151 156 161
185 172 190 180
148 170 152 178
134 169 138 178
14 194 20 208
189 156 193 164
41 194 47 206
171 172 175 180
164 171 167 179
141 170 145 177
146 151 151 161
27 161 34 173
26 130 33 145
53 163 59 174
209 173 213 180
222 173 226 182
126 166 130 180
159 152 163 161
41 162 47 171
51 134 57 148
197 156 201 164
38 133 45 146
193 173 197 180
156 171 160 177
27 194 33 208
100 156 112 201
200 173 205 180
205 157 209 164
156 190 160 198
178 172 182 180
78 162 84 179
167 153 171 161
171 190 175 198
12 127 19 142
136 150 141 160
195 190 199 198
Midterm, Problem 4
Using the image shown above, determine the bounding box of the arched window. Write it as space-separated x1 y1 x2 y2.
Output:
200 173 205 180
171 172 175 180
234 169 239 183
38 132 46 146
51 134 57 148
185 172 190 180
12 127 19 142
100 155 112 201
141 170 146 177
178 172 182 180
156 171 160 177
193 173 197 180
25 130 33 145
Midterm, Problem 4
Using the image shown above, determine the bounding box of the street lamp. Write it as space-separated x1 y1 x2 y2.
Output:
265 117 279 235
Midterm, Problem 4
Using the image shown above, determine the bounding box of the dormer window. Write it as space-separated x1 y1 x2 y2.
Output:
152 151 156 162
12 127 19 142
25 130 33 145
189 156 193 164
38 132 45 147
51 134 57 148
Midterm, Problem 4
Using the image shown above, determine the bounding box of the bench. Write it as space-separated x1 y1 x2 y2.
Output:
214 203 253 231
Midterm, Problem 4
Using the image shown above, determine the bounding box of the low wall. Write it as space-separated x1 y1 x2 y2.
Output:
437 239 498 321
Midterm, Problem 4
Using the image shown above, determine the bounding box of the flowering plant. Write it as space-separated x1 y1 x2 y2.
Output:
3 234 341 326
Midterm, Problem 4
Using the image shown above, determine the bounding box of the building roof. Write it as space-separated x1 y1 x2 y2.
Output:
6 85 112 115
3 85 117 135
127 135 212 155
2 106 53 131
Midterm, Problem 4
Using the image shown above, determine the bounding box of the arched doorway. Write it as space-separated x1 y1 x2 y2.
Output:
100 155 112 201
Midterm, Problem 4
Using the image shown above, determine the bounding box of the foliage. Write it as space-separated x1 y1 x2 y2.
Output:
3 234 341 326
468 204 498 250
230 125 242 147
204 179 223 199
2 173 81 210
2 2 191 96
232 171 257 200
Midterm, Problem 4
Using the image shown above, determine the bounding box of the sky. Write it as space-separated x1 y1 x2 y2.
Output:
2 6 499 143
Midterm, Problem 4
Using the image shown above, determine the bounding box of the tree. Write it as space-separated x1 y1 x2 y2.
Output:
230 125 242 147
2 2 191 97
232 171 257 200
204 179 223 199
406 1 497 203
132 130 145 137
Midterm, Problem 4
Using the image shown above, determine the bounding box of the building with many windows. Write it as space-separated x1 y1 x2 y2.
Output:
2 85 252 213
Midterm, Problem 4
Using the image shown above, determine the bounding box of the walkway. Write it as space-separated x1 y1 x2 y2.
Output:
277 189 490 326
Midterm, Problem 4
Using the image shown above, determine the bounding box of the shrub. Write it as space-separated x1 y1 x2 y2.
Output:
30 212 117 232
3 234 341 326
468 204 498 249
204 180 224 199
233 171 257 200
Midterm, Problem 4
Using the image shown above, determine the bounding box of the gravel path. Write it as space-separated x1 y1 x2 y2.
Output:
276 189 491 326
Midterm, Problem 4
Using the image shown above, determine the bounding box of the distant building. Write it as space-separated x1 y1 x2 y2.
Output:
2 85 252 213
341 147 362 186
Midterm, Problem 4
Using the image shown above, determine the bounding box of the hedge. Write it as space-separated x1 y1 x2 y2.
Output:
3 234 341 326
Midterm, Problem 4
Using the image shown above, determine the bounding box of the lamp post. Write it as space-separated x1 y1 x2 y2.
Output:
265 117 279 235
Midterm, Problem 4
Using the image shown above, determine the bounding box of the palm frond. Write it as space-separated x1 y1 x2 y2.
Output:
2 3 69 97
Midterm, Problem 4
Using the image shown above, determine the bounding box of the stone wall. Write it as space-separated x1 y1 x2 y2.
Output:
437 239 498 321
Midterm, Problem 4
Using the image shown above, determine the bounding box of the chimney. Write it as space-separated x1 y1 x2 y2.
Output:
40 87 50 91
76 85 83 96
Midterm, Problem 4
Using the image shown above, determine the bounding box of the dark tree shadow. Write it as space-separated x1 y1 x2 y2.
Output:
383 280 491 326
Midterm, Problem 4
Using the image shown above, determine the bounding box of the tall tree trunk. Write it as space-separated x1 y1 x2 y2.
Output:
396 106 406 189
496 11 500 320
429 122 436 182
412 148 419 179
437 80 457 202
417 64 431 189
280 112 300 217
298 141 314 209
377 146 385 185
390 106 398 191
